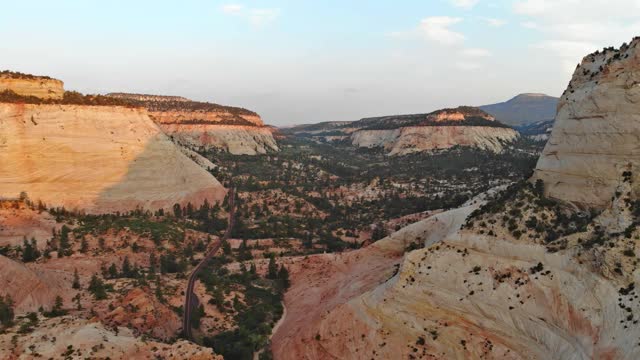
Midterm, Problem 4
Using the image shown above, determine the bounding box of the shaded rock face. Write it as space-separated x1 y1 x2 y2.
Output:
0 75 64 100
533 38 640 209
0 103 226 213
163 123 279 155
108 93 279 155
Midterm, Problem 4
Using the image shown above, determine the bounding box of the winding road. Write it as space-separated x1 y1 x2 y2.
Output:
183 187 235 341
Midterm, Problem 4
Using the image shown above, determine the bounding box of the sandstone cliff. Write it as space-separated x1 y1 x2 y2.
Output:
273 39 640 360
288 107 519 155
108 93 279 155
0 103 226 213
533 38 640 208
0 71 64 100
351 126 518 155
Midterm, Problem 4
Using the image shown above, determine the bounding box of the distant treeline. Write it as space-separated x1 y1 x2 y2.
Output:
0 90 139 107
0 70 55 80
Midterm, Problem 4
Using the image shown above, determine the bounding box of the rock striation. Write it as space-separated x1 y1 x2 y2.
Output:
0 101 226 213
533 38 640 208
288 106 519 155
273 38 640 360
351 126 518 155
108 93 279 155
0 71 64 100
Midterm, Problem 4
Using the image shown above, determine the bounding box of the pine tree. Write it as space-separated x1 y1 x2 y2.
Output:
149 252 158 273
72 268 81 289
222 238 231 255
267 256 278 279
88 274 107 300
122 257 132 278
108 263 118 279
80 237 89 253
278 265 290 289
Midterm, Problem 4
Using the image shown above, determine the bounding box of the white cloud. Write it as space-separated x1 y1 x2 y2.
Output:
249 8 281 27
419 17 465 46
455 61 482 70
483 18 507 27
221 3 280 27
221 4 244 15
513 0 640 76
450 0 480 10
461 48 492 57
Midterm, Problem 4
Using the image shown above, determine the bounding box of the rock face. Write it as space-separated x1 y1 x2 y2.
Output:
0 316 222 360
287 107 518 155
480 93 558 127
108 93 279 155
533 38 640 208
351 126 518 155
0 103 226 213
0 71 64 100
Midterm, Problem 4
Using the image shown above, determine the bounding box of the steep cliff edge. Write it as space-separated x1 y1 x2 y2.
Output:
0 102 226 213
288 107 519 155
533 38 640 208
0 71 64 100
108 93 279 155
273 39 640 360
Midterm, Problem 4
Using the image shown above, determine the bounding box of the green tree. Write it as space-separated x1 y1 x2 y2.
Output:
267 256 278 279
80 237 89 253
72 268 81 289
0 295 15 327
278 265 290 289
88 274 107 300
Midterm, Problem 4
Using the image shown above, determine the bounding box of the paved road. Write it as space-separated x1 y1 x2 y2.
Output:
183 188 235 340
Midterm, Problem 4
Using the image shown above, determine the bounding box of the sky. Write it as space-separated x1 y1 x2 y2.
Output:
2 0 640 126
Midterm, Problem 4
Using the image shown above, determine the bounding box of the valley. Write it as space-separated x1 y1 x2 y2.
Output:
2 23 640 360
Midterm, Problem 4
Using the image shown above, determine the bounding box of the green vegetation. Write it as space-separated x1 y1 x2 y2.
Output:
0 295 15 328
200 256 286 360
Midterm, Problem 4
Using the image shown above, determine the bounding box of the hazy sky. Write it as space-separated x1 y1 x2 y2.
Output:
2 0 640 125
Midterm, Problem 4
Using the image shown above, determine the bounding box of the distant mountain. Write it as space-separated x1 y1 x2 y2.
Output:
479 93 558 127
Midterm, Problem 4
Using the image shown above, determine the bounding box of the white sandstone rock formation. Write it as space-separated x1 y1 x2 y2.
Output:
0 103 226 213
533 38 640 208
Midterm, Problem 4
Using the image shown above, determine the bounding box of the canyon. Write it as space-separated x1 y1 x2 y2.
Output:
1 36 640 360
269 38 640 360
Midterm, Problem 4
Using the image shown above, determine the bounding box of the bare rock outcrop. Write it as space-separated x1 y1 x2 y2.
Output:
288 107 518 155
0 71 64 100
533 38 640 208
0 316 222 360
0 102 226 213
351 126 518 155
108 93 279 155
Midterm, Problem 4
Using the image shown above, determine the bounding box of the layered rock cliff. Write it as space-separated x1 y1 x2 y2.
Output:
0 102 226 213
0 71 64 100
533 38 640 209
273 39 640 360
288 107 518 155
108 93 279 155
351 126 518 155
